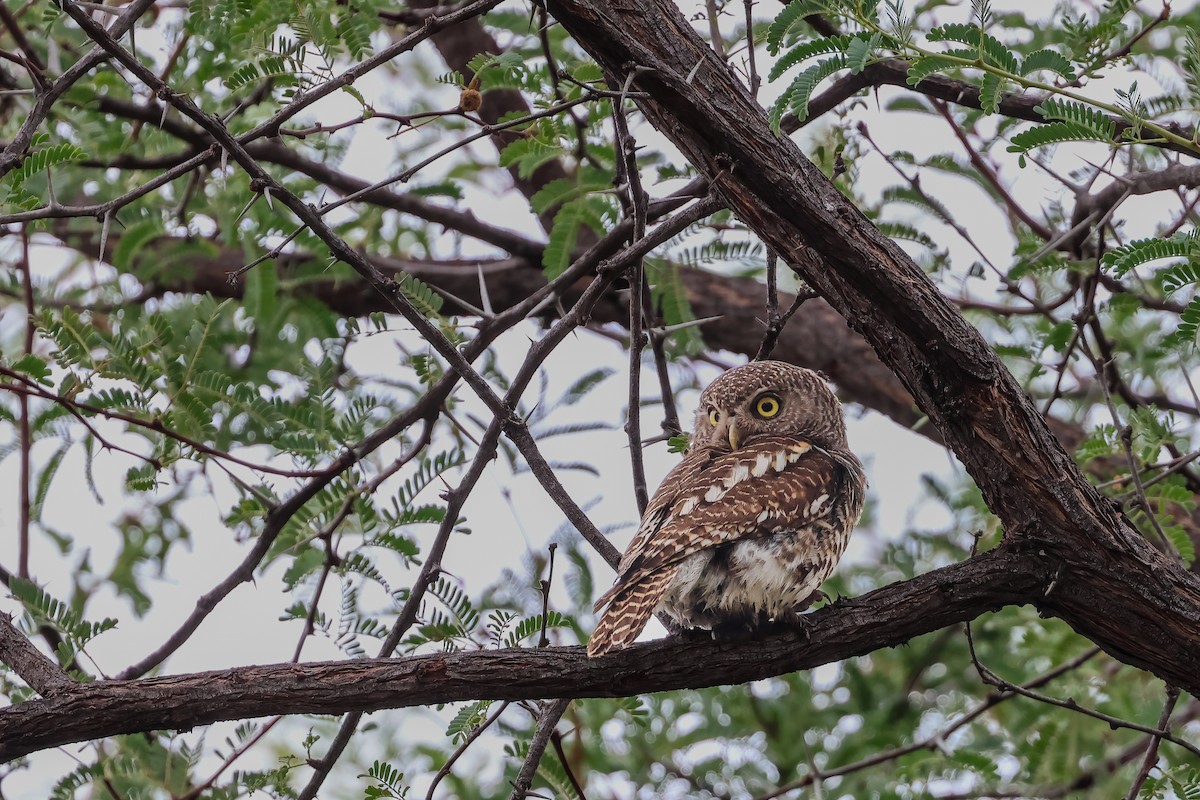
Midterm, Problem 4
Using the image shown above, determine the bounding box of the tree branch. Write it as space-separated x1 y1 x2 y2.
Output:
0 545 1046 761
0 615 74 698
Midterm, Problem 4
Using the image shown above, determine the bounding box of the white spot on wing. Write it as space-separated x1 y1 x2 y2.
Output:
752 452 772 477
773 450 788 471
704 484 726 503
679 496 699 515
725 464 750 487
756 509 770 523
808 493 830 515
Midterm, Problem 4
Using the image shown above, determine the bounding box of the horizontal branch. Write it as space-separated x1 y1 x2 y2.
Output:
0 545 1044 761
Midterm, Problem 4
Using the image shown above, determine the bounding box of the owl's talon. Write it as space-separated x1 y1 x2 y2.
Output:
711 619 759 642
798 589 830 610
678 626 713 642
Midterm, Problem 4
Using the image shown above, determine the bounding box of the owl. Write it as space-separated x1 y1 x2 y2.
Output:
587 361 865 656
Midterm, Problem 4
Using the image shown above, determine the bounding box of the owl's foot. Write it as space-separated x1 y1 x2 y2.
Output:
679 626 715 642
765 609 814 641
710 618 761 642
796 589 830 611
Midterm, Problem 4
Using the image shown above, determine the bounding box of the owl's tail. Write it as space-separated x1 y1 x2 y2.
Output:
587 566 676 657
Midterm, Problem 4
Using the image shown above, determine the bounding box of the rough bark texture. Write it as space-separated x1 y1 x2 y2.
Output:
0 547 1042 760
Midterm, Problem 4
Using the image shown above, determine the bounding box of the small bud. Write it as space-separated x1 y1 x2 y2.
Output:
459 87 483 113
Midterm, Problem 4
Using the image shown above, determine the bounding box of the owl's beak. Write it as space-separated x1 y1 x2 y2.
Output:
716 415 742 450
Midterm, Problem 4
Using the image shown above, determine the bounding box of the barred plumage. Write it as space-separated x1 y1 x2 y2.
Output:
588 361 865 657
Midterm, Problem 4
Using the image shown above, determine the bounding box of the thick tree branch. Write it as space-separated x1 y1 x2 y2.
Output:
0 545 1045 761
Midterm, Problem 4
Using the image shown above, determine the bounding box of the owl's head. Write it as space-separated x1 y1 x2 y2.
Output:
691 361 848 453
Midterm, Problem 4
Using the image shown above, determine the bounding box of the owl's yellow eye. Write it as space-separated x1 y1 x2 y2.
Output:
708 408 720 426
754 394 782 419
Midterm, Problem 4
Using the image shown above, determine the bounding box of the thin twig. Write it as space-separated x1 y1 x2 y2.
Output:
933 99 1053 241
0 0 156 181
17 226 33 580
743 0 759 96
549 724 589 800
426 701 511 800
1123 685 1180 800
613 69 652 515
509 699 572 800
179 717 282 800
538 544 558 648
757 646 1102 799
705 0 726 60
967 612 1200 760
0 614 75 697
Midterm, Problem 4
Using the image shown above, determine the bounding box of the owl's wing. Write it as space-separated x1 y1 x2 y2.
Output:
587 436 845 656
594 436 843 613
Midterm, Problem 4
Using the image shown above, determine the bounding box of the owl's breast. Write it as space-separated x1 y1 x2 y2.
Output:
657 522 848 630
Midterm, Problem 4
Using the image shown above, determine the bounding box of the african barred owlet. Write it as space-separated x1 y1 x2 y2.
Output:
587 361 865 656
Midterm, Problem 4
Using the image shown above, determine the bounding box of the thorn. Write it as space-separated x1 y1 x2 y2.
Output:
427 282 488 318
686 59 703 85
522 293 556 321
234 193 260 223
98 211 111 262
476 261 494 316
652 314 723 336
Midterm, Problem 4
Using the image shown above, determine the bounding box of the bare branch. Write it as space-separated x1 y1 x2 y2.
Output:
0 614 74 698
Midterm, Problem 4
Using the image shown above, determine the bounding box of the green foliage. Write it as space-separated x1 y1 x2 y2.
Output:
502 610 572 647
1020 48 1077 80
500 137 568 181
363 760 411 799
530 167 613 216
927 23 1020 74
768 33 869 81
1007 120 1117 162
543 197 611 277
3 138 88 211
766 1 836 55
393 272 444 318
1172 296 1200 349
667 433 691 453
904 50 971 86
446 699 495 743
647 259 705 355
770 56 848 128
9 577 117 654
1101 233 1200 278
